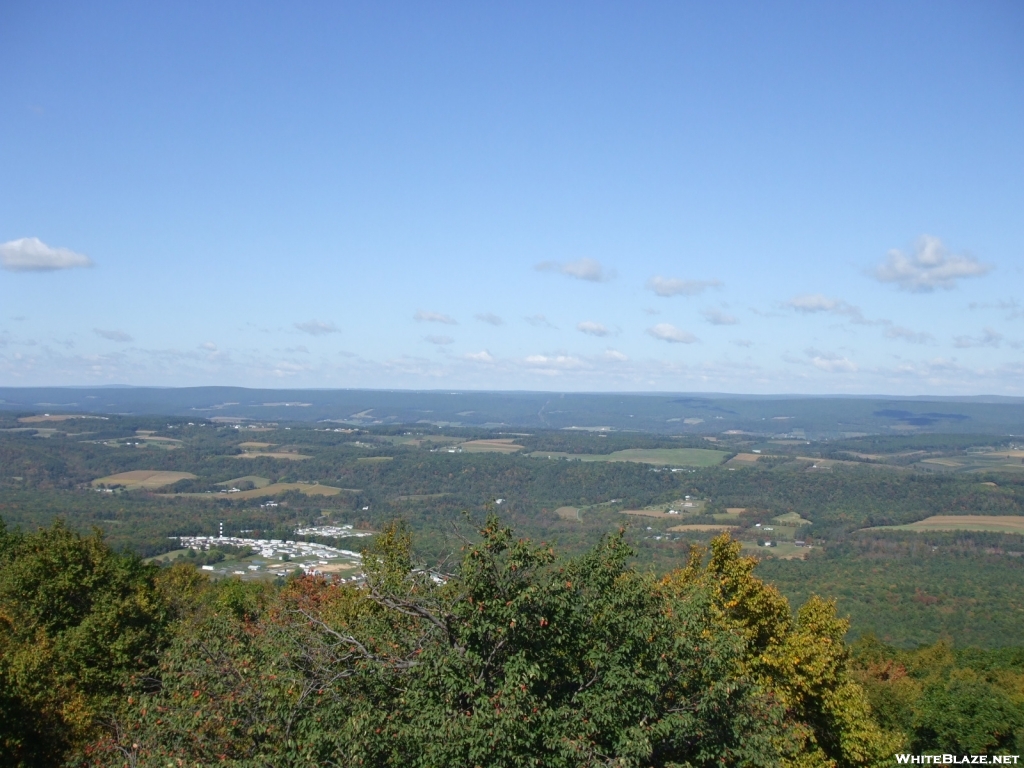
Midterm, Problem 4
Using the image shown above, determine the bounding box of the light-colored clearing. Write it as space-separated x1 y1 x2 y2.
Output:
621 509 677 518
866 515 1024 534
459 439 525 453
555 506 580 520
19 414 105 423
238 441 274 448
167 482 344 500
217 475 271 489
729 453 763 463
706 508 744 522
920 458 965 467
740 541 808 560
668 524 739 532
392 493 449 501
233 451 312 460
528 448 727 467
311 562 358 574
772 512 811 525
232 483 342 499
91 470 197 490
357 456 393 463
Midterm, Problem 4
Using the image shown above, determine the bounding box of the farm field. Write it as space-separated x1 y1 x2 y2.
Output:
233 450 312 460
91 470 197 490
527 447 728 467
772 511 811 525
668 524 738 532
741 540 809 560
18 414 107 423
217 475 271 489
709 507 746 522
909 449 1024 474
866 515 1024 534
166 482 345 500
725 453 764 467
621 508 679 518
458 439 524 453
621 498 708 519
555 506 580 520
384 435 461 447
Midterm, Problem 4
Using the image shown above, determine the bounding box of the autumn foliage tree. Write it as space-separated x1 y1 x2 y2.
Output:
78 521 902 767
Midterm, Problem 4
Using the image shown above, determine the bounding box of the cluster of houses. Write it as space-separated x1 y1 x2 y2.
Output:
294 524 373 538
177 534 363 578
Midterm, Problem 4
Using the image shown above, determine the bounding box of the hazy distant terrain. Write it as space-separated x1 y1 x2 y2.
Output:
4 386 1024 437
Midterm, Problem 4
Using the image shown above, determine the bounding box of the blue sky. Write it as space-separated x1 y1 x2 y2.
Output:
1 1 1022 393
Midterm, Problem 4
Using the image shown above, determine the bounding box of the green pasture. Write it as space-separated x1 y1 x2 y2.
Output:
527 447 728 467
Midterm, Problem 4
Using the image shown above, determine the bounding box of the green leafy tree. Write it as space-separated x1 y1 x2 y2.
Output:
0 520 168 767
93 522 907 767
912 670 1022 754
668 535 903 767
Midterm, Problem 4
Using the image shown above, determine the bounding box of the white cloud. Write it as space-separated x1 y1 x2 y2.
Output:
414 310 457 325
968 299 1022 319
603 349 628 362
524 314 556 328
0 237 93 272
646 323 697 344
524 354 586 370
785 294 866 323
646 276 721 297
424 334 454 345
200 342 218 351
804 348 857 372
873 235 991 292
884 326 933 344
702 308 738 326
475 312 504 326
731 339 754 348
953 328 1003 349
294 319 339 336
535 257 611 282
93 328 133 343
577 320 610 337
464 350 494 363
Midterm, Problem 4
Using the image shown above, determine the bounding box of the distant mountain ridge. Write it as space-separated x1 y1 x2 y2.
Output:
3 386 1024 437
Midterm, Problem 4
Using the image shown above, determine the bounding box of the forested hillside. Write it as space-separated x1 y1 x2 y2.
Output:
3 413 1024 764
0 518 970 766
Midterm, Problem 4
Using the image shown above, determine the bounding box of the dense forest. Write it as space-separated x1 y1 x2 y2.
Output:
3 417 1024 649
3 413 1024 764
4 518 1021 767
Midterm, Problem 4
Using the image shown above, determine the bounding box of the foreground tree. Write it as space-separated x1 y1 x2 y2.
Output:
93 522 898 767
853 636 1024 755
668 536 902 766
0 520 168 767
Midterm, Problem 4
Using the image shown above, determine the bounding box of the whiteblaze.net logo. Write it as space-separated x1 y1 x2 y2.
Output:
895 756 1019 765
